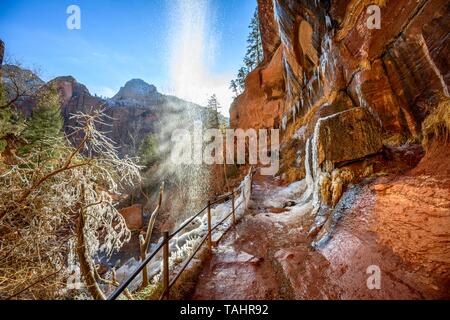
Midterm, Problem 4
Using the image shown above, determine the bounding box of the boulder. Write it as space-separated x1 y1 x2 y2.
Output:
119 204 143 230
316 107 382 166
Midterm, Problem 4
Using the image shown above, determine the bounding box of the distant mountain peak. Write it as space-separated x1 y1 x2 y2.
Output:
108 78 163 108
113 79 158 100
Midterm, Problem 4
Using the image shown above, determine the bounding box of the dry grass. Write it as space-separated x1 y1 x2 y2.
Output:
422 96 450 150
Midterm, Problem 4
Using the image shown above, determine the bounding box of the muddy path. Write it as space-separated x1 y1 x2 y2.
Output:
190 160 450 300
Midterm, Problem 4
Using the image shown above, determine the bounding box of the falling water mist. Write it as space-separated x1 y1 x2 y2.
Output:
161 0 217 223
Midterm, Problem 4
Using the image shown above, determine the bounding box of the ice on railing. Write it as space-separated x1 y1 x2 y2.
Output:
115 170 254 292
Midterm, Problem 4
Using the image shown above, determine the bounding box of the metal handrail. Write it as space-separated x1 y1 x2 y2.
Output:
107 168 254 300
161 199 244 300
169 203 209 240
108 239 165 300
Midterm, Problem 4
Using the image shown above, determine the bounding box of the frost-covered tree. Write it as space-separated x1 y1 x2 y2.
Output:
0 109 141 300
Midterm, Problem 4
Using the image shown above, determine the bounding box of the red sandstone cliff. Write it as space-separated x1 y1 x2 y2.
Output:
233 0 449 139
227 0 450 297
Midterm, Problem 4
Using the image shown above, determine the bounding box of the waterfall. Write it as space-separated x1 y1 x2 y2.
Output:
164 0 216 217
303 113 336 208
168 0 214 104
310 117 323 207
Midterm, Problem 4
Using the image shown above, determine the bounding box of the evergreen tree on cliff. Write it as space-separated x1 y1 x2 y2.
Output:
206 94 221 129
230 7 263 96
0 72 25 155
138 133 160 168
244 8 263 70
20 85 63 161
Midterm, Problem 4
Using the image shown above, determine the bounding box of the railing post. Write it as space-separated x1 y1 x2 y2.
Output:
232 191 236 225
139 234 148 289
250 167 253 194
162 231 170 300
207 200 212 250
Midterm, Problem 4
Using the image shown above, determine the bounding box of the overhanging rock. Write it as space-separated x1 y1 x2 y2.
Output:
316 107 383 167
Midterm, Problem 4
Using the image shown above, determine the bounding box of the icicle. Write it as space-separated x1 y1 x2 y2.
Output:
281 114 288 131
325 15 332 29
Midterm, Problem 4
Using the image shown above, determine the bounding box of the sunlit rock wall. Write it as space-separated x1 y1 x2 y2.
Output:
231 0 449 161
275 0 449 141
257 0 280 63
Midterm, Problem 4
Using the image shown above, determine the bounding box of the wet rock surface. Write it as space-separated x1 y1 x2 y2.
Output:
190 165 450 300
119 204 143 231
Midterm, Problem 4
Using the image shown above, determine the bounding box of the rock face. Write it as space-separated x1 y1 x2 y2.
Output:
228 0 450 291
284 0 447 138
229 46 285 129
256 0 280 62
230 0 449 184
315 107 382 167
109 79 163 108
232 0 449 141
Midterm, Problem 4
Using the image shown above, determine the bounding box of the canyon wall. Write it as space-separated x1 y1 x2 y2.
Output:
230 0 450 283
232 0 449 176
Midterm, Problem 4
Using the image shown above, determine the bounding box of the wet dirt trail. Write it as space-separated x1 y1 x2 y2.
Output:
191 172 302 299
190 164 450 300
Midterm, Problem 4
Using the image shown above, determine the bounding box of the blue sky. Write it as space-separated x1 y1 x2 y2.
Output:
0 0 257 115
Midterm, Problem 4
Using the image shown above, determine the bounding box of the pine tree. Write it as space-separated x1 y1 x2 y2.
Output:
20 85 63 159
245 9 263 70
229 80 239 97
229 7 263 96
206 94 221 129
237 67 248 92
0 81 25 154
138 133 159 168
